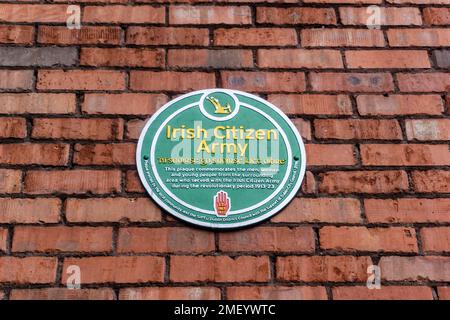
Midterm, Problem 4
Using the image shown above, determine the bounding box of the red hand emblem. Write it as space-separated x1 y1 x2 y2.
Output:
214 191 230 216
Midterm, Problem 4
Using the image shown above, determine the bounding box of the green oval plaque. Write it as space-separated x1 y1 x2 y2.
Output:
137 89 306 229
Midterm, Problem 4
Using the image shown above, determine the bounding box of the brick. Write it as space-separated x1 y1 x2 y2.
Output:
221 71 305 92
388 29 450 46
127 27 208 45
0 257 57 284
292 118 311 141
219 227 315 253
320 226 418 253
333 286 433 300
306 144 357 166
170 5 251 24
118 227 214 253
74 143 136 165
10 288 115 300
365 198 450 223
168 49 253 68
125 170 145 193
277 256 372 282
24 170 121 194
272 198 362 224
301 171 317 194
0 93 76 114
215 28 298 46
306 0 381 2
346 50 430 69
66 198 161 223
62 256 165 284
32 118 123 140
301 29 385 47
319 171 409 194
83 5 165 23
438 287 450 300
0 228 7 252
315 119 402 140
412 170 450 193
340 7 422 26
0 117 26 138
0 25 34 44
421 227 450 253
397 73 450 92
361 144 450 166
387 0 450 3
357 94 444 115
126 120 146 140
37 70 125 91
257 7 336 25
0 47 77 67
13 226 111 253
0 4 68 22
0 198 60 223
227 286 327 300
130 71 215 92
0 70 33 90
171 256 270 282
0 169 22 193
433 50 450 68
80 48 165 68
380 256 450 282
310 72 394 92
0 143 69 166
406 119 450 141
258 49 343 68
119 287 221 300
268 94 352 115
424 8 450 25
38 26 121 45
83 94 168 115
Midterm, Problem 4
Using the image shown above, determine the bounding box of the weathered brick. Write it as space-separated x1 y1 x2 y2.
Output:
306 144 357 166
125 170 145 193
397 73 450 92
83 94 168 115
168 49 253 68
219 227 315 252
170 5 251 24
130 71 215 92
13 226 112 253
66 198 161 223
310 72 394 92
424 8 450 25
0 198 60 223
340 7 422 25
0 143 69 166
346 50 430 68
83 5 165 23
361 144 450 166
258 49 343 68
0 228 7 252
0 169 22 194
438 287 450 300
170 256 270 282
388 28 450 46
74 143 135 165
215 28 298 46
301 29 385 47
38 26 121 45
37 70 126 91
118 227 215 253
32 118 123 140
412 170 450 193
80 48 165 68
62 256 165 284
421 227 450 253
292 118 311 141
320 226 418 253
0 4 68 22
320 171 409 194
333 286 433 300
127 27 208 45
357 94 444 115
0 93 76 114
221 71 306 92
257 7 336 25
0 70 33 90
0 257 57 284
405 119 450 141
365 198 450 223
380 256 450 281
277 256 372 282
272 198 362 224
119 287 221 300
0 117 26 138
0 47 77 67
10 288 116 300
24 170 121 194
432 50 450 68
0 25 34 44
315 119 402 140
268 94 352 115
227 286 327 300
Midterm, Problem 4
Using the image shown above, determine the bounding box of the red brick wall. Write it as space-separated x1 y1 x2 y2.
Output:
0 0 449 300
